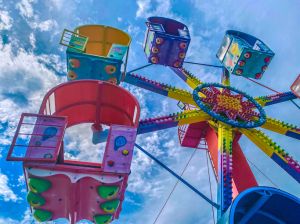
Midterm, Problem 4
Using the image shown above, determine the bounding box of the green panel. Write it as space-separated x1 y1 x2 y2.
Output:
100 199 120 213
97 186 119 199
27 191 45 207
33 209 52 222
29 177 52 193
69 35 87 51
94 215 112 224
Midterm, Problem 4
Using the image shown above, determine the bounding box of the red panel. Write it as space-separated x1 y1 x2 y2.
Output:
54 82 98 114
57 104 96 127
180 122 208 148
32 174 71 220
39 80 140 128
205 126 218 177
232 140 257 198
25 165 128 223
290 74 300 98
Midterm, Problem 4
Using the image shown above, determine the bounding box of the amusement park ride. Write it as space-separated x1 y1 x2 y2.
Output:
6 17 300 223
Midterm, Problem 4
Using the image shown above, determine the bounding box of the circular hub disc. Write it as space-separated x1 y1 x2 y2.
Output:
193 83 266 128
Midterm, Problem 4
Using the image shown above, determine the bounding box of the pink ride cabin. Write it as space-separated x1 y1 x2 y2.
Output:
7 80 140 224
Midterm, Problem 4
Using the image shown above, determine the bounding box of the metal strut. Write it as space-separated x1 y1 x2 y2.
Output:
134 143 220 209
127 63 153 73
244 77 300 110
183 61 223 68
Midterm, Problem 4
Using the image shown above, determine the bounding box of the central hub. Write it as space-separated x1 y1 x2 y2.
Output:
216 94 243 112
193 83 266 128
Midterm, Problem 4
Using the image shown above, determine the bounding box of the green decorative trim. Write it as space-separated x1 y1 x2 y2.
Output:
33 209 52 222
94 214 112 224
27 191 45 207
100 199 120 213
97 186 119 199
29 177 51 193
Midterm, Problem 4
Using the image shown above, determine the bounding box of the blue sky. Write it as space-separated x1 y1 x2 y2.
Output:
0 0 300 223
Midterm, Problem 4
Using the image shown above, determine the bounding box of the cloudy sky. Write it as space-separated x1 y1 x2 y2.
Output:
0 0 300 223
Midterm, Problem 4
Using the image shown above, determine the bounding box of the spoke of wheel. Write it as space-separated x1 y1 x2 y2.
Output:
244 76 300 110
137 110 211 134
171 67 203 90
261 117 300 141
240 128 300 183
124 73 197 106
153 148 197 224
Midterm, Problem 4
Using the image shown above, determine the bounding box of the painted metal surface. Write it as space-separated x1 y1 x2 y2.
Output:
217 30 274 79
222 186 300 224
144 17 190 68
193 83 266 128
61 25 131 84
291 74 300 98
102 125 137 174
7 113 67 162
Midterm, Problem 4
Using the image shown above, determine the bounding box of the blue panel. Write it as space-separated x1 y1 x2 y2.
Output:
171 68 188 81
264 92 297 106
271 153 300 182
224 186 300 224
286 131 300 140
137 121 178 134
144 19 190 68
123 74 169 96
66 51 122 84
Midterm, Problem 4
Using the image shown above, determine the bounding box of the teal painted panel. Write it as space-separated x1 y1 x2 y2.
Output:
107 44 128 60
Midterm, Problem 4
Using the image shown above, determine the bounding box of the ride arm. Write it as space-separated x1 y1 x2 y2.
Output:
138 110 210 134
94 110 210 143
171 67 203 89
261 117 300 140
240 128 300 183
124 73 196 106
255 91 297 107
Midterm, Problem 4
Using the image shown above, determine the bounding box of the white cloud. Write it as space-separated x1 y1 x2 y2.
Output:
136 0 173 19
16 0 36 19
0 37 63 144
136 0 151 18
0 10 13 30
48 0 64 10
127 24 141 38
30 19 58 31
0 173 19 202
29 32 35 49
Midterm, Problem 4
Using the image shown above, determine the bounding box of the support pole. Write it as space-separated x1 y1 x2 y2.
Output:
134 143 220 209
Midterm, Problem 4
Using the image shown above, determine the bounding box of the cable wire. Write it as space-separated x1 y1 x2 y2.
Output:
246 158 279 188
243 77 300 110
135 143 219 208
183 61 223 68
153 148 197 224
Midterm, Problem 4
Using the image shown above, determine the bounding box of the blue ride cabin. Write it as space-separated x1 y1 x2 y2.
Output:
60 25 131 84
217 30 274 79
144 17 191 68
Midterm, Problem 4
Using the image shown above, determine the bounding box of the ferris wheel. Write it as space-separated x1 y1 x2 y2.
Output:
6 17 300 224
